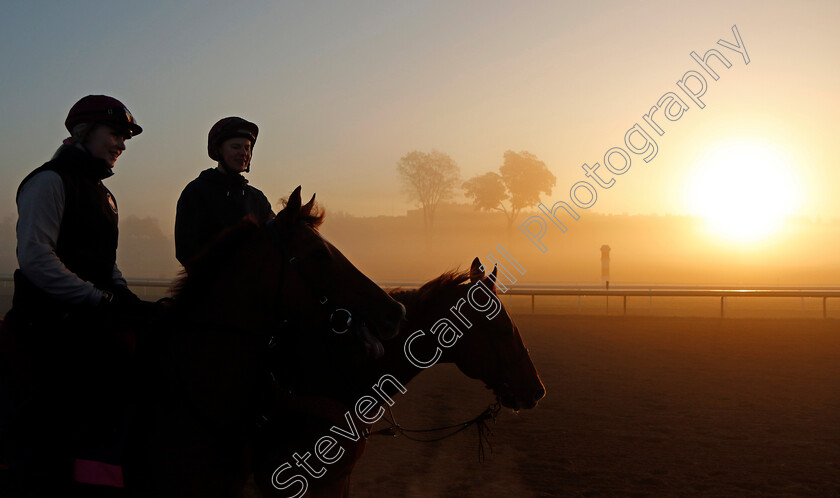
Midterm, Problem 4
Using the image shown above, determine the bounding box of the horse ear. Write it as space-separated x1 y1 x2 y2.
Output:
287 186 302 213
469 257 484 282
275 186 303 227
302 193 316 215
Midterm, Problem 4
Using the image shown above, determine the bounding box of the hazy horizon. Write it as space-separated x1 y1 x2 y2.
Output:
4 206 839 288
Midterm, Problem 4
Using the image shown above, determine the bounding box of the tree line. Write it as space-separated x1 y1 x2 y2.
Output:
397 149 556 231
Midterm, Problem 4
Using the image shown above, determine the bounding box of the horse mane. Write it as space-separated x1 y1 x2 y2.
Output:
390 270 471 317
171 217 263 305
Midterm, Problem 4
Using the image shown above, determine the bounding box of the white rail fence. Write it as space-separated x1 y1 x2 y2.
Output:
3 277 840 318
501 288 840 318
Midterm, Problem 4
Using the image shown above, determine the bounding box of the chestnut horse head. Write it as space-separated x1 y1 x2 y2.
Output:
453 257 545 410
397 257 546 411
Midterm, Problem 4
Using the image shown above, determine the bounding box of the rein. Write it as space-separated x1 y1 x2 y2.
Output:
370 401 502 462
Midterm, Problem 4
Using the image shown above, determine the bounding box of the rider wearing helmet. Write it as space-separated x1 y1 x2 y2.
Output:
11 94 145 326
4 94 148 493
174 117 274 270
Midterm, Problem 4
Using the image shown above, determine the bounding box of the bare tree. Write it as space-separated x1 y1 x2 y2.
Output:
463 150 555 229
396 150 461 231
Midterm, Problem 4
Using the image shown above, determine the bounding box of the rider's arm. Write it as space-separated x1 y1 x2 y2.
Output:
256 189 275 222
16 171 103 306
174 184 207 267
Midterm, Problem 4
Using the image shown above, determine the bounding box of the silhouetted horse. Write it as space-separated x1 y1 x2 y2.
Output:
253 257 546 497
116 186 405 497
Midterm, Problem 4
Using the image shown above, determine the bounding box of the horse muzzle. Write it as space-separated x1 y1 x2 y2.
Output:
365 301 405 341
494 381 546 411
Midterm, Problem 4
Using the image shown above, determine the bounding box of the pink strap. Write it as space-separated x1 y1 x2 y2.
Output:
72 458 124 488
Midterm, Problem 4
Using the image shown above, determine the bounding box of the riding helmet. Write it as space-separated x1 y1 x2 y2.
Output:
207 117 259 162
65 95 143 137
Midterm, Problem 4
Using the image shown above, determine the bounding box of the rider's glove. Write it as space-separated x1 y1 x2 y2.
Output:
110 285 142 306
100 285 159 322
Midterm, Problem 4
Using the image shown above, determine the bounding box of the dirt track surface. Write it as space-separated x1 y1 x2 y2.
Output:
339 315 840 497
4 296 838 496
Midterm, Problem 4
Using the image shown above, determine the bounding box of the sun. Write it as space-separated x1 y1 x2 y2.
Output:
685 142 802 244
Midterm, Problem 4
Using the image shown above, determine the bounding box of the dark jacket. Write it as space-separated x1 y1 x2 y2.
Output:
175 168 274 268
12 146 119 321
5 147 136 477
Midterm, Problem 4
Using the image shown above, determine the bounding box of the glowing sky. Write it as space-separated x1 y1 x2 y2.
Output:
1 0 838 237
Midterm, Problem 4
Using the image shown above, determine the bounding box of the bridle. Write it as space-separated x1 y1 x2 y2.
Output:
253 216 379 432
265 217 354 335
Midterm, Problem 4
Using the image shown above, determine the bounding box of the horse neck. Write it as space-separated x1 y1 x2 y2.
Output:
369 285 464 392
177 234 281 330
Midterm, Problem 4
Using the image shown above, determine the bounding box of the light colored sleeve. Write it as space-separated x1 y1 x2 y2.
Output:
16 171 103 306
112 263 127 287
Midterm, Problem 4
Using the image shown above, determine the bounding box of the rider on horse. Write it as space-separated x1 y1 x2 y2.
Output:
174 117 274 272
3 94 150 495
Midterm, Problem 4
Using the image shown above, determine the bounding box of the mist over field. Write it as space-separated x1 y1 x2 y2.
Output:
319 206 840 287
3 205 838 287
